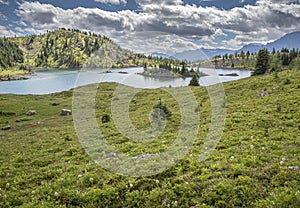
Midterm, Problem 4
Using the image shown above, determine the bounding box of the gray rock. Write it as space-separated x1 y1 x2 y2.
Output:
131 154 154 160
61 109 72 116
259 90 269 98
26 110 37 116
106 152 117 158
288 166 299 170
1 125 11 130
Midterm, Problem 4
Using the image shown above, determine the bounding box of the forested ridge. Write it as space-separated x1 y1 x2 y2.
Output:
0 29 191 74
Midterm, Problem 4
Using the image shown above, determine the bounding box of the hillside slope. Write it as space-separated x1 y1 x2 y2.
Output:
0 38 24 69
9 29 140 69
0 70 299 207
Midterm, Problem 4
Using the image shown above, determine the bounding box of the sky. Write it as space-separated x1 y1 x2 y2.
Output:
0 0 300 54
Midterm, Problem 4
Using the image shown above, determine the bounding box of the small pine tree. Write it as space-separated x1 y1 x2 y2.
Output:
189 75 200 86
253 49 270 75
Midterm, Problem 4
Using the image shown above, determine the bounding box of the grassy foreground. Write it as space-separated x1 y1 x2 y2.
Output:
0 70 299 207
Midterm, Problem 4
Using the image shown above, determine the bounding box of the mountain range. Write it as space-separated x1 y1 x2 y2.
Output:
152 31 300 62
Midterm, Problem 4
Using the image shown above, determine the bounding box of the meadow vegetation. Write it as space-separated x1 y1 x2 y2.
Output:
0 69 299 207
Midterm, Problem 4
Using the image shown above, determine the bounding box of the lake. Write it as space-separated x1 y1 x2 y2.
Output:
0 67 251 95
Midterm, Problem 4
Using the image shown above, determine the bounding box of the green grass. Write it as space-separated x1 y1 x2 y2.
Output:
0 70 300 207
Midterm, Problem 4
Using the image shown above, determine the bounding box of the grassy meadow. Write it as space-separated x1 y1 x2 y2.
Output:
0 70 300 207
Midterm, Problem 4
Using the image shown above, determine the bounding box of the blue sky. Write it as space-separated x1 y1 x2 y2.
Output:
0 0 299 54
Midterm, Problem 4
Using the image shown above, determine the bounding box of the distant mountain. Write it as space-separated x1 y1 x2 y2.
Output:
151 52 179 60
238 31 300 53
237 43 264 54
265 31 300 51
160 31 300 62
172 48 234 62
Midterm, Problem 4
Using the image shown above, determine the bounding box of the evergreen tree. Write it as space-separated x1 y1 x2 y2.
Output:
189 75 200 86
253 49 270 75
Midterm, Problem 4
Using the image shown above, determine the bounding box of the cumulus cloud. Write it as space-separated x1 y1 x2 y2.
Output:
94 0 127 5
0 0 9 5
13 0 300 52
0 25 17 36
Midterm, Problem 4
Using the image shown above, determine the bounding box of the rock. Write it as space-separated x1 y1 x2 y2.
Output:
288 166 299 170
61 109 72 116
131 154 154 160
118 71 128 74
26 110 37 116
35 96 43 100
106 152 117 158
218 73 239 77
51 102 60 106
259 90 269 98
1 125 11 130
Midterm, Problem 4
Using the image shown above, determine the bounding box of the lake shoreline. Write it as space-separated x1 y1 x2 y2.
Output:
0 67 251 95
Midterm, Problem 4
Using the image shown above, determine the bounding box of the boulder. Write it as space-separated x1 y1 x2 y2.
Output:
259 90 269 98
1 125 11 130
61 109 72 116
131 154 154 160
288 166 299 170
26 110 37 116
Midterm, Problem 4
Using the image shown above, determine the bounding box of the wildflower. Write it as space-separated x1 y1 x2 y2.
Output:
162 141 166 144
230 156 235 160
32 191 35 194
6 183 9 188
250 145 254 149
89 178 94 182
155 180 159 184
280 161 284 165
78 174 83 178
174 201 178 206
129 183 133 187
54 192 58 196
281 157 286 161
262 147 266 150
3 194 7 198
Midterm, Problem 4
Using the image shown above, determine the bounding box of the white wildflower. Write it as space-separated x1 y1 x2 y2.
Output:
230 156 235 160
54 192 58 196
280 161 284 165
129 183 133 187
250 145 254 149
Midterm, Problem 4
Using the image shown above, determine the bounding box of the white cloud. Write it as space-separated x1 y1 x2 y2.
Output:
0 25 17 36
94 0 127 5
0 0 9 5
13 0 300 52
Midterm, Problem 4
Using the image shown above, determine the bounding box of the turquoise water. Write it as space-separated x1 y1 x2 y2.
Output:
0 67 251 95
